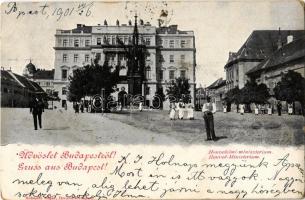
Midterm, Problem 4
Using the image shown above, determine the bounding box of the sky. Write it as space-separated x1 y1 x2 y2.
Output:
1 0 304 86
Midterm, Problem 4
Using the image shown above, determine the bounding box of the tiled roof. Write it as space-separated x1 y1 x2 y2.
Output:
1 70 17 83
33 69 54 80
1 70 46 94
247 36 305 75
207 78 226 89
225 30 305 68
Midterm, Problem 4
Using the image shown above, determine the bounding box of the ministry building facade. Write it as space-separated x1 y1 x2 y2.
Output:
53 19 196 109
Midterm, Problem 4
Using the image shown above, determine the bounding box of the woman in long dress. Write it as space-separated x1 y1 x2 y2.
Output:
254 104 259 115
267 104 272 115
288 103 293 115
223 104 227 113
187 103 194 120
169 103 176 120
178 100 185 120
240 104 245 115
139 102 143 112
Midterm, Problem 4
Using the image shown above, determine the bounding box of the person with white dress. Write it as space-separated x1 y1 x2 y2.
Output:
178 100 185 120
223 104 227 113
267 104 272 115
254 104 259 115
288 103 293 115
169 102 176 120
187 103 194 120
139 102 143 112
240 104 245 115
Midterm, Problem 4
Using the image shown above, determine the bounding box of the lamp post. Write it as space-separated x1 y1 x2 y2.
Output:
101 88 105 113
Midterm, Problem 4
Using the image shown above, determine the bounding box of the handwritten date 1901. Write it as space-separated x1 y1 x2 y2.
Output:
4 2 94 21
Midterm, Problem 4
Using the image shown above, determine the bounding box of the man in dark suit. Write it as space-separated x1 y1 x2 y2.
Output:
30 96 44 130
118 87 127 111
277 101 282 116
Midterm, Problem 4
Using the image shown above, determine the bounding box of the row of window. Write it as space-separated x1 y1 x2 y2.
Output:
61 36 152 47
62 54 90 63
37 81 52 86
158 39 189 48
63 39 88 47
62 68 186 81
62 53 187 64
60 37 191 48
158 69 186 80
169 54 185 63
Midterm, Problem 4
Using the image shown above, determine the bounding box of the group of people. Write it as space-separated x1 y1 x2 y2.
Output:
73 102 85 113
169 100 194 120
223 101 295 116
168 98 217 141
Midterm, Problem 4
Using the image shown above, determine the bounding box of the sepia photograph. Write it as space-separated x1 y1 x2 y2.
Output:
0 1 304 199
1 0 304 147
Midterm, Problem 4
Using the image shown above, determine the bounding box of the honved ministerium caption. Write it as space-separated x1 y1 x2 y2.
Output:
3 147 305 199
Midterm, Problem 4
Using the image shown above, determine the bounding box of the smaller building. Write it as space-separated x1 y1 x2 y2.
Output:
32 69 55 95
224 29 304 91
207 78 226 111
247 36 305 89
246 36 305 114
23 62 55 96
1 69 45 107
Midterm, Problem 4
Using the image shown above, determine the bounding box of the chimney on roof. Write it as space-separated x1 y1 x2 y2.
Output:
287 35 293 44
77 24 82 28
277 27 283 49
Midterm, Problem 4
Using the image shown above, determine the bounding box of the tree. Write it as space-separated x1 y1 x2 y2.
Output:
225 80 269 112
68 58 120 110
274 70 305 115
166 77 191 103
239 80 269 105
238 80 269 112
225 87 241 112
225 87 241 104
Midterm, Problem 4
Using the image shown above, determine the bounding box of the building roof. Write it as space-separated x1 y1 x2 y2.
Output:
225 30 305 68
247 36 305 75
33 69 54 80
1 70 20 86
207 78 226 89
1 69 45 93
13 73 45 93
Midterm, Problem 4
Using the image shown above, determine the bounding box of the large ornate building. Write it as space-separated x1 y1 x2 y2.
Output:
53 17 196 109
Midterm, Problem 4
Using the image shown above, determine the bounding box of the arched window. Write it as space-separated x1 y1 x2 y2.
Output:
145 66 151 79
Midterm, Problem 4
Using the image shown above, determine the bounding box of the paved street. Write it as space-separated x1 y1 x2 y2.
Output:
1 108 304 146
1 108 179 146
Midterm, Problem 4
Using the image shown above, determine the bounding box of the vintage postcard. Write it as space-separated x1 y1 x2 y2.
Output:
0 0 304 199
